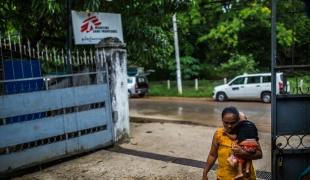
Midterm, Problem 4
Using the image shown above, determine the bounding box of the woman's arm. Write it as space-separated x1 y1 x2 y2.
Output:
231 141 263 160
202 131 219 180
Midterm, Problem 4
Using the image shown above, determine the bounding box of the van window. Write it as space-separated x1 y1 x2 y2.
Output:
137 77 146 83
247 76 261 84
127 78 133 83
262 76 271 83
230 77 245 85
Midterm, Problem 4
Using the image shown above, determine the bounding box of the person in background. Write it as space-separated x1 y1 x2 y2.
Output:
223 112 259 179
202 106 263 180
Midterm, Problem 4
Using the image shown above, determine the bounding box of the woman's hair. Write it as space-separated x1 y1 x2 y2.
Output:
221 106 240 121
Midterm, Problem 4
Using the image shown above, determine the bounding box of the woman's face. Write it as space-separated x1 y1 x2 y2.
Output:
222 113 239 133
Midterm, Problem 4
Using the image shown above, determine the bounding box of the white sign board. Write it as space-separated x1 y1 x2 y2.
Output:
71 11 124 45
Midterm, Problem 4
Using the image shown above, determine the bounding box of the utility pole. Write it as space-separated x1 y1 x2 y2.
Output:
173 13 182 94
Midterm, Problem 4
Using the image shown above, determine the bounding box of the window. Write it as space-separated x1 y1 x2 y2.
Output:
230 77 245 85
137 77 146 83
247 76 261 84
262 76 271 83
127 78 133 83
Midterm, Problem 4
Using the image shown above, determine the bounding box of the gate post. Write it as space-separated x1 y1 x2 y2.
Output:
95 37 129 144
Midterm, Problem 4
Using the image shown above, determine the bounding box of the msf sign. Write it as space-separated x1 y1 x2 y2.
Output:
71 11 123 45
80 13 102 33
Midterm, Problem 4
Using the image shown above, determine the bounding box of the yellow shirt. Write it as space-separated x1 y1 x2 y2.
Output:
216 128 257 180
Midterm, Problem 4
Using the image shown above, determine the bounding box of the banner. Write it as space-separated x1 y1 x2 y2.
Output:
71 11 123 45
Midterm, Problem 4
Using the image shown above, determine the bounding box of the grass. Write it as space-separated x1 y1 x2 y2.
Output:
148 79 223 98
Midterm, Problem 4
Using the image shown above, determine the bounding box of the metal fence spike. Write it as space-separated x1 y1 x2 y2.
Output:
96 49 99 63
90 51 93 64
8 33 11 50
69 49 72 65
17 35 21 53
83 49 86 64
41 51 44 61
76 50 79 65
37 42 40 59
45 46 48 61
37 50 40 59
50 53 53 64
28 39 31 57
24 45 26 55
61 49 64 64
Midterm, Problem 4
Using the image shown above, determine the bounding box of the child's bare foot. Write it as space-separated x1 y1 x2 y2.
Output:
234 173 243 179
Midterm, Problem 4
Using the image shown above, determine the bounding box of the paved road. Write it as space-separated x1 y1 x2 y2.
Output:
129 97 271 133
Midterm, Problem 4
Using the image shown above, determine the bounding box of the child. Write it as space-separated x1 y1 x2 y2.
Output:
223 112 259 179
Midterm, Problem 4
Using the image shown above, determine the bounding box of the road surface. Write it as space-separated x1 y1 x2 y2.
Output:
129 97 271 133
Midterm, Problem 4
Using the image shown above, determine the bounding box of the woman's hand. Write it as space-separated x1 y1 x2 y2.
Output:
231 145 244 156
231 144 263 160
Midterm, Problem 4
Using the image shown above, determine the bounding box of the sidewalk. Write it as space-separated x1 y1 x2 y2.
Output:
8 121 271 180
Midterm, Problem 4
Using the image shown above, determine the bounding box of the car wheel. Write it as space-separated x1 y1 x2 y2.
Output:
262 92 271 103
138 93 145 97
128 91 132 98
216 92 227 102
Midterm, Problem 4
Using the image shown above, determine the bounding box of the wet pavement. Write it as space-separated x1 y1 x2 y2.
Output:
129 96 271 133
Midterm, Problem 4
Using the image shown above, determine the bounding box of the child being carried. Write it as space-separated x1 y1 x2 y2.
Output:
223 112 259 179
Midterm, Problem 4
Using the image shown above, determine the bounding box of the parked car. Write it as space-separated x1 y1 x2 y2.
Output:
127 75 150 98
212 73 290 103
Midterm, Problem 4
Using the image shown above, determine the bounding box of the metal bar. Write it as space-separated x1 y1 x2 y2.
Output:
274 65 310 70
0 71 107 83
271 0 277 179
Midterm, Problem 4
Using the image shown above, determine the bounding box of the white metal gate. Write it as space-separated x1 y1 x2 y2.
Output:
0 37 114 173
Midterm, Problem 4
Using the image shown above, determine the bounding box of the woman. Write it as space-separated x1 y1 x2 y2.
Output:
202 106 263 180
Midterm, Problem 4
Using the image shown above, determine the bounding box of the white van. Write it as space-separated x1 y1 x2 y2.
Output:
212 73 290 103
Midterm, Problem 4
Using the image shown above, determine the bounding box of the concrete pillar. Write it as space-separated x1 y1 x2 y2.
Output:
95 37 129 144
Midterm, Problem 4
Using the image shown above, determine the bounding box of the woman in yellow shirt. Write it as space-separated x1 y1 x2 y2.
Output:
202 106 263 180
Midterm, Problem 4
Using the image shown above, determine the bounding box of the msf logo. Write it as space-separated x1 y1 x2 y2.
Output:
81 13 102 33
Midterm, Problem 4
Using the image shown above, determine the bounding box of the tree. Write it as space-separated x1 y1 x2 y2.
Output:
0 0 194 68
218 53 258 77
197 2 293 68
169 56 201 80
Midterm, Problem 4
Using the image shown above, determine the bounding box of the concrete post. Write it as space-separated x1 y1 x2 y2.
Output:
95 37 129 144
167 80 170 89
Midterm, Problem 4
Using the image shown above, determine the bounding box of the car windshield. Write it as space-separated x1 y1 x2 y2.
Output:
230 77 245 85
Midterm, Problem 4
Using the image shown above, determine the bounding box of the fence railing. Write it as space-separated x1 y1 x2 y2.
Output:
0 34 107 95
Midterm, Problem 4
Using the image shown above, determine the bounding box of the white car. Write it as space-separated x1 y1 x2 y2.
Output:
127 75 150 98
212 73 290 103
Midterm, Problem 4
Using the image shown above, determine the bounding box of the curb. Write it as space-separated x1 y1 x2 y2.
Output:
129 116 214 127
138 96 214 102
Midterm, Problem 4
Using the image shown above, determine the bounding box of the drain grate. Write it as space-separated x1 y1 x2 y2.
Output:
107 147 271 180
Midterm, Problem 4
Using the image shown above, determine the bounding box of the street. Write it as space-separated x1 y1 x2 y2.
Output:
129 97 271 133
